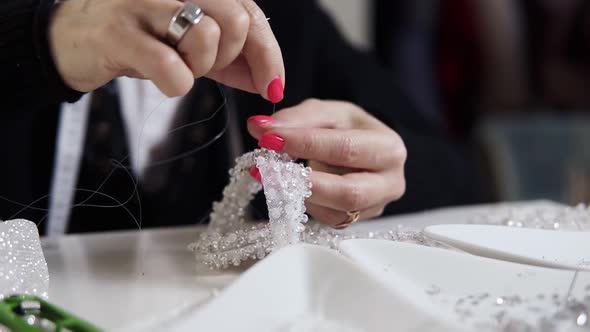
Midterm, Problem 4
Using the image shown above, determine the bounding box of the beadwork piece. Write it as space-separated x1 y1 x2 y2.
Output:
189 151 590 331
468 203 590 231
189 149 312 268
189 149 432 269
0 219 49 299
190 148 590 272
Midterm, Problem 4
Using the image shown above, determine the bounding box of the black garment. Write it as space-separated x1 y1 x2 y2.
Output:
0 0 81 107
0 0 484 233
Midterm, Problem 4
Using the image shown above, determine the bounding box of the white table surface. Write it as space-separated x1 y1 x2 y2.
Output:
40 201 559 330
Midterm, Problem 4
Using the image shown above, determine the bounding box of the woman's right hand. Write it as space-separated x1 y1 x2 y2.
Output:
49 0 285 100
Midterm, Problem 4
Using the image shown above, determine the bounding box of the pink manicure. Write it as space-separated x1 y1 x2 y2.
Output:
249 166 262 183
247 115 274 126
267 77 284 104
258 133 285 151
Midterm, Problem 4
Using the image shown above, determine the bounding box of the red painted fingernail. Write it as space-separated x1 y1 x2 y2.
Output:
267 77 284 104
249 166 262 183
258 133 285 151
247 115 274 126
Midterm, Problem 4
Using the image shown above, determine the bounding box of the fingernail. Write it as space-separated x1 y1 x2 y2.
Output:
267 76 284 104
247 115 274 127
258 133 285 151
249 166 262 183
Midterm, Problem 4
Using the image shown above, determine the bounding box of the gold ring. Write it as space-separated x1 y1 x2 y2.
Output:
334 210 361 229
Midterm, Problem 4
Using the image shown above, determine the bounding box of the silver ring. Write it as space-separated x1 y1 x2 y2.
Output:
166 2 205 46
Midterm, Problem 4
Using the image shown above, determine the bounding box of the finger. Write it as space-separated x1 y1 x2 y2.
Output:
208 55 257 93
191 0 250 71
307 170 405 212
308 160 354 176
246 100 351 140
177 16 221 77
246 99 389 140
135 0 222 78
246 114 276 140
305 203 385 227
113 30 194 96
237 0 285 101
263 128 406 170
129 0 225 83
139 0 282 98
137 0 184 38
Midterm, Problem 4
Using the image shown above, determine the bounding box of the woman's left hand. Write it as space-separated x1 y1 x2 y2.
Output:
247 99 407 228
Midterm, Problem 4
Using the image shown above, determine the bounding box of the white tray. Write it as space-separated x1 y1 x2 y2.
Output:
161 244 460 332
339 240 589 330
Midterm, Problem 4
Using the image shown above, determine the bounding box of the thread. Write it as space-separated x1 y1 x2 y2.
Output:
1 82 230 232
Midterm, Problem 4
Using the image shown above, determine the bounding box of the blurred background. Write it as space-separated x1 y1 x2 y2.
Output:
319 0 590 205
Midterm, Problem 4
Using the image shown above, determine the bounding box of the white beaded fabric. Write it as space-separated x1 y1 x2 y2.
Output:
189 148 440 269
188 149 437 269
0 219 49 299
468 203 590 231
189 149 312 268
190 160 590 331
256 151 312 250
190 148 590 271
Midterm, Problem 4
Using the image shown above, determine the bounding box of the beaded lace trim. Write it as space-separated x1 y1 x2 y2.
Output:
189 149 590 271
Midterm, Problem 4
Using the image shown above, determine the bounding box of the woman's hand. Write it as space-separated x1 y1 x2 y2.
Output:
247 99 407 227
49 0 285 99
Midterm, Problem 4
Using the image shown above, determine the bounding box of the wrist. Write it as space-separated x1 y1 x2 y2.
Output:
34 0 83 102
